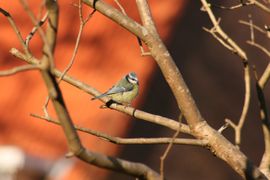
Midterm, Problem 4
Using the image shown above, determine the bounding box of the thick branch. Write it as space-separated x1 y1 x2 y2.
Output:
82 0 266 178
246 41 270 88
255 80 270 177
259 64 270 89
30 1 161 179
43 0 58 56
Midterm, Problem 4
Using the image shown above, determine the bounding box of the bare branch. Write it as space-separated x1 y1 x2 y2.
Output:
218 121 230 133
253 67 270 177
31 114 205 146
247 41 270 58
259 64 270 88
211 2 252 10
241 18 270 88
25 12 48 47
239 20 269 37
0 65 40 76
160 115 182 179
44 0 95 118
58 0 95 83
136 0 158 36
0 8 30 55
10 48 39 64
251 0 270 14
210 0 270 14
41 0 58 67
249 14 255 42
19 0 49 56
9 48 191 135
8 0 266 177
201 0 252 148
246 41 270 88
114 0 127 15
203 25 235 52
137 37 151 56
200 0 247 60
236 63 251 147
83 0 265 178
21 1 161 179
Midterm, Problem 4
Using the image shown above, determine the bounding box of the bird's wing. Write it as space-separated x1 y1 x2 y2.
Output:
92 86 132 100
106 85 132 94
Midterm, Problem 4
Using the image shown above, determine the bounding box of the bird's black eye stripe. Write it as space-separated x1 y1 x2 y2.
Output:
126 76 137 83
125 73 138 84
130 77 137 81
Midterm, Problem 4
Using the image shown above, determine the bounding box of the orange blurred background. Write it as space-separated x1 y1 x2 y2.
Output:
1 1 270 180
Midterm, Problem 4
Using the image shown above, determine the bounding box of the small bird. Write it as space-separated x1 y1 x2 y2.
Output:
91 72 139 106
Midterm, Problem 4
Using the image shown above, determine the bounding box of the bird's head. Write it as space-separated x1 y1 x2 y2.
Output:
126 72 139 85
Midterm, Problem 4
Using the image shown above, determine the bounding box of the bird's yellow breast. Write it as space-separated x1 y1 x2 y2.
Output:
109 84 139 105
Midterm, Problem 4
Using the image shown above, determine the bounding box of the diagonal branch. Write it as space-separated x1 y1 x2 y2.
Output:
253 69 270 177
10 47 191 135
0 8 30 55
82 0 266 178
32 1 162 179
251 0 270 14
259 64 270 89
41 0 59 68
25 12 48 47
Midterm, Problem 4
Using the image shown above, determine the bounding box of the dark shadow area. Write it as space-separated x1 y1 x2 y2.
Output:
109 1 269 179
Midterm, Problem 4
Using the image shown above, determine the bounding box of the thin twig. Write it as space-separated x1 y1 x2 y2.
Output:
137 37 152 56
114 0 127 15
211 0 270 14
211 2 252 10
247 41 270 57
43 1 95 117
37 0 46 19
58 0 95 83
203 26 235 52
239 20 269 37
0 65 40 76
0 8 30 55
200 0 247 60
25 12 48 47
218 121 230 133
249 14 255 42
19 0 52 61
240 18 270 88
246 40 270 88
201 0 251 148
160 115 182 179
259 64 270 89
114 0 151 56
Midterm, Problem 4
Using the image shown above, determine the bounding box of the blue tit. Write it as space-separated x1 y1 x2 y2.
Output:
92 72 139 106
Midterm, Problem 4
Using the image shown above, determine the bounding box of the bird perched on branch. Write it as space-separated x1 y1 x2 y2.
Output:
91 72 139 106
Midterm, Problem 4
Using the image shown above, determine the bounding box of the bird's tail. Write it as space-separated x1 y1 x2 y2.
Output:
91 94 107 100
